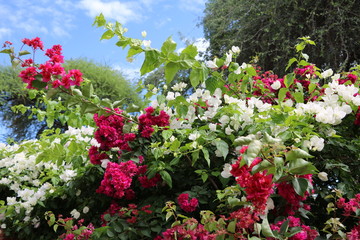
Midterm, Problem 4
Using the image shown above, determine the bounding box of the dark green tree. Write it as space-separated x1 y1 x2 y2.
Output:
202 0 360 74
0 59 143 141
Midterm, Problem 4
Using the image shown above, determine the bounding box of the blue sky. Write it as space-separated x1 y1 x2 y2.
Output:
0 0 208 79
0 0 209 142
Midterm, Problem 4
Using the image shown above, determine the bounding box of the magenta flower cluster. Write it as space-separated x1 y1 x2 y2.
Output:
18 37 83 89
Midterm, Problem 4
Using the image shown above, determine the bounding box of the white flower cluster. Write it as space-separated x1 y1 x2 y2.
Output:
169 87 273 136
295 80 360 125
0 127 94 227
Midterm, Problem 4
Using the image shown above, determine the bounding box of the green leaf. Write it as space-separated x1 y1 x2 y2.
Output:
82 82 94 98
245 66 257 76
308 83 317 93
190 65 208 88
261 217 276 238
284 73 295 88
227 221 236 233
292 177 309 196
234 135 255 146
103 214 111 222
286 57 297 71
286 227 302 237
286 149 313 161
181 44 198 59
165 62 180 84
293 91 304 103
127 47 143 58
93 13 106 27
100 29 115 40
273 157 284 182
279 220 289 234
106 229 115 238
278 88 288 102
190 68 201 88
205 77 220 93
113 223 123 233
191 150 200 165
289 158 317 175
201 172 208 182
19 50 31 56
161 37 177 55
160 170 172 188
162 129 173 140
31 79 47 89
140 49 162 75
214 139 228 159
170 139 180 151
0 49 12 54
202 148 210 167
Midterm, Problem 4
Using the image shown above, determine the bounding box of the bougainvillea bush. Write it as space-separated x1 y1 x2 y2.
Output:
1 14 359 239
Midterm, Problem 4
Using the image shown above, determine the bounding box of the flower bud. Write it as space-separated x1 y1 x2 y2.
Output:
318 172 328 181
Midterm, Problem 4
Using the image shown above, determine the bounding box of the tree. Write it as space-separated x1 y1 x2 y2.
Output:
0 59 143 142
202 0 360 74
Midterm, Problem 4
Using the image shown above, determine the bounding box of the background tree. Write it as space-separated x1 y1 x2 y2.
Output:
202 0 360 74
0 58 143 142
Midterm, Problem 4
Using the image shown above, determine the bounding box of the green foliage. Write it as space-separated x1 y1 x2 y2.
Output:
1 14 360 240
202 0 360 74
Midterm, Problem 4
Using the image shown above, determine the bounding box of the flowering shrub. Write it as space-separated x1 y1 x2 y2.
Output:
0 14 359 239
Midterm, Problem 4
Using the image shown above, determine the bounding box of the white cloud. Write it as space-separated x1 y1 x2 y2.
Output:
112 64 141 81
193 37 209 53
179 0 206 13
155 17 172 29
0 28 11 41
0 2 75 38
78 0 142 24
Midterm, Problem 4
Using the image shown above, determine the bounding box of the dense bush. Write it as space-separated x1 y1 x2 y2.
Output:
0 15 359 239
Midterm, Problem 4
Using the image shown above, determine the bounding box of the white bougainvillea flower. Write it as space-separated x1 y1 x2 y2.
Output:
141 31 147 38
221 163 232 178
83 206 90 214
205 59 218 69
225 126 234 135
224 51 233 67
209 123 217 131
318 172 328 181
189 132 200 141
271 80 281 90
321 69 333 78
304 136 325 151
143 40 151 48
70 209 80 219
166 91 180 101
231 46 240 54
172 82 187 91
101 159 110 169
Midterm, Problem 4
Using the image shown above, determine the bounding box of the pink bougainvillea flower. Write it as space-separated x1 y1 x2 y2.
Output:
177 193 198 213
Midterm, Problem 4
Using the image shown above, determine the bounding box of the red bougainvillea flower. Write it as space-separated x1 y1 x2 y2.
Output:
138 106 170 138
347 223 360 240
269 216 318 240
336 193 360 216
230 149 274 213
96 161 138 199
22 37 44 50
177 193 198 213
276 174 313 215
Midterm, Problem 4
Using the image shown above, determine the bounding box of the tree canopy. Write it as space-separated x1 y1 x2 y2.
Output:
202 0 360 74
